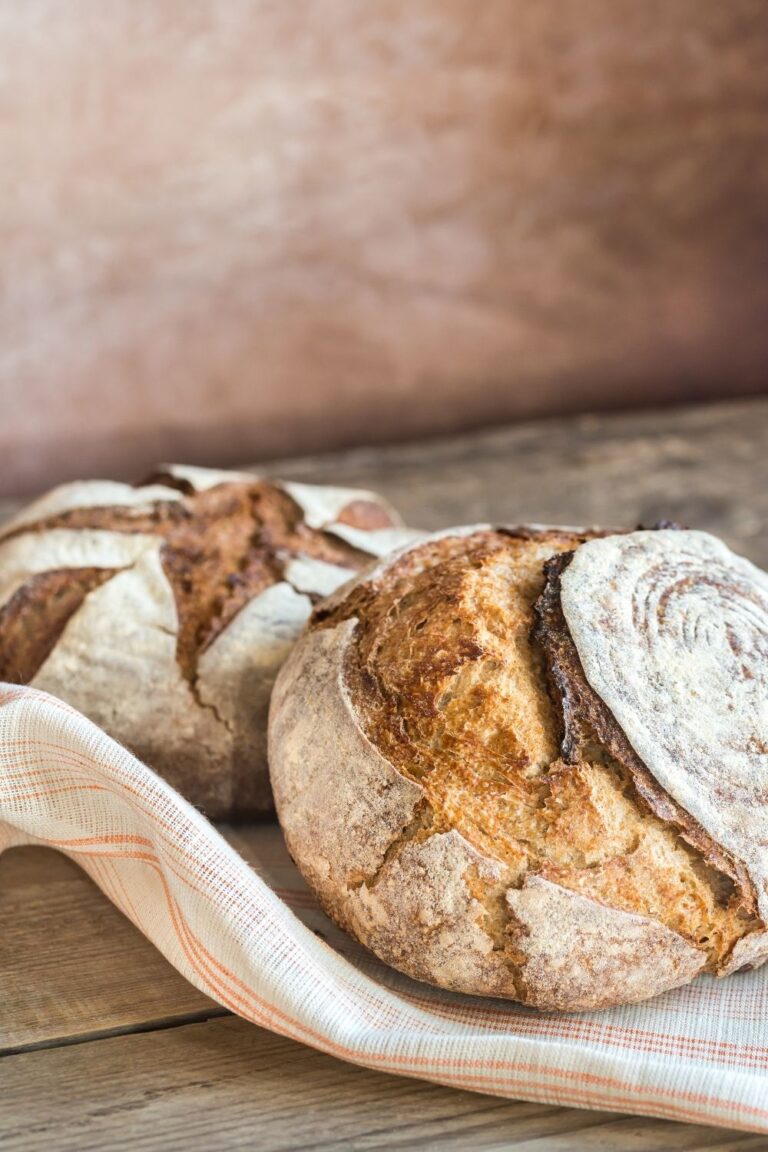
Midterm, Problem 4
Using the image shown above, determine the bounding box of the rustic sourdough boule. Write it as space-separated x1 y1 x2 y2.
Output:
0 464 416 817
269 525 768 1011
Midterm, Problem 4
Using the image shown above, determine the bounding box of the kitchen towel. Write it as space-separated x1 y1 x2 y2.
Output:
1 683 766 1132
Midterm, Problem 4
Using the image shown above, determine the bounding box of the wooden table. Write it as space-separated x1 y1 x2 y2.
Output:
2 398 767 1151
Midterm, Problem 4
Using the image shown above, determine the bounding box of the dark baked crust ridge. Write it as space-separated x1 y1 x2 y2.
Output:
0 568 116 684
533 550 758 920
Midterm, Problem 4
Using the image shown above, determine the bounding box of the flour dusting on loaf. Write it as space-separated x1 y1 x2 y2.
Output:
0 465 413 816
561 529 768 954
270 524 767 1010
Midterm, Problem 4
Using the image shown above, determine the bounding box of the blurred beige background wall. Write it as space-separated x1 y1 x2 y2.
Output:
1 1 767 495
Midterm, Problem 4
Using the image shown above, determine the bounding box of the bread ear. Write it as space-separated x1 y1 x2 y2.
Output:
557 530 768 968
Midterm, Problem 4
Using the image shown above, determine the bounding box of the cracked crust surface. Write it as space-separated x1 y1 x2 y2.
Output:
270 526 764 1010
0 465 411 817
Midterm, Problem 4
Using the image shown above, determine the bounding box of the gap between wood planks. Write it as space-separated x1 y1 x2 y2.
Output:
0 1006 231 1059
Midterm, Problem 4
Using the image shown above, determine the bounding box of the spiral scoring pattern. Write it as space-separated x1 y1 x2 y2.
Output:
561 530 768 921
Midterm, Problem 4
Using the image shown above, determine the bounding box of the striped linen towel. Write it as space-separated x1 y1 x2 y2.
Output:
1 684 766 1132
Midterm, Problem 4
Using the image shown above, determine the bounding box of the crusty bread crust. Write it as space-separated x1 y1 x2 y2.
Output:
535 549 753 904
270 621 428 940
506 876 704 1011
270 608 705 1008
553 530 768 974
0 466 412 817
269 525 763 1010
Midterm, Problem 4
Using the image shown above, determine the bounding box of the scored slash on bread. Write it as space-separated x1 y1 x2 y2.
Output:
0 464 418 818
535 548 756 937
556 529 768 976
269 524 768 1011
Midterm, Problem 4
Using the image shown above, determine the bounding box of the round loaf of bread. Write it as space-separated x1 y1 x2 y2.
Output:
269 525 768 1011
0 464 415 817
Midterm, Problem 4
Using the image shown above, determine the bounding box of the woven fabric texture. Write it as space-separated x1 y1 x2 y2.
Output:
1 684 766 1132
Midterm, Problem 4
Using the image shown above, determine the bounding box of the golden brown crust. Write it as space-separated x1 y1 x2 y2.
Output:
270 610 706 1008
270 525 762 1009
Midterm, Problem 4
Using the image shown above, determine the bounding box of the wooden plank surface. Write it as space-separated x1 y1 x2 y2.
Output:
255 397 768 569
0 847 221 1052
0 831 763 1151
4 1016 767 1152
1 398 767 1149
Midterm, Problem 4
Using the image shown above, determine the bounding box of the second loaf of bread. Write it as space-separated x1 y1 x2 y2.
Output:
0 464 417 817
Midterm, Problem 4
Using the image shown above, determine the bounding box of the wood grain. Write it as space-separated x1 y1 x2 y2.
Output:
1 401 767 1148
2 2 768 493
0 847 220 1052
256 397 768 567
2 1016 765 1151
0 828 761 1149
